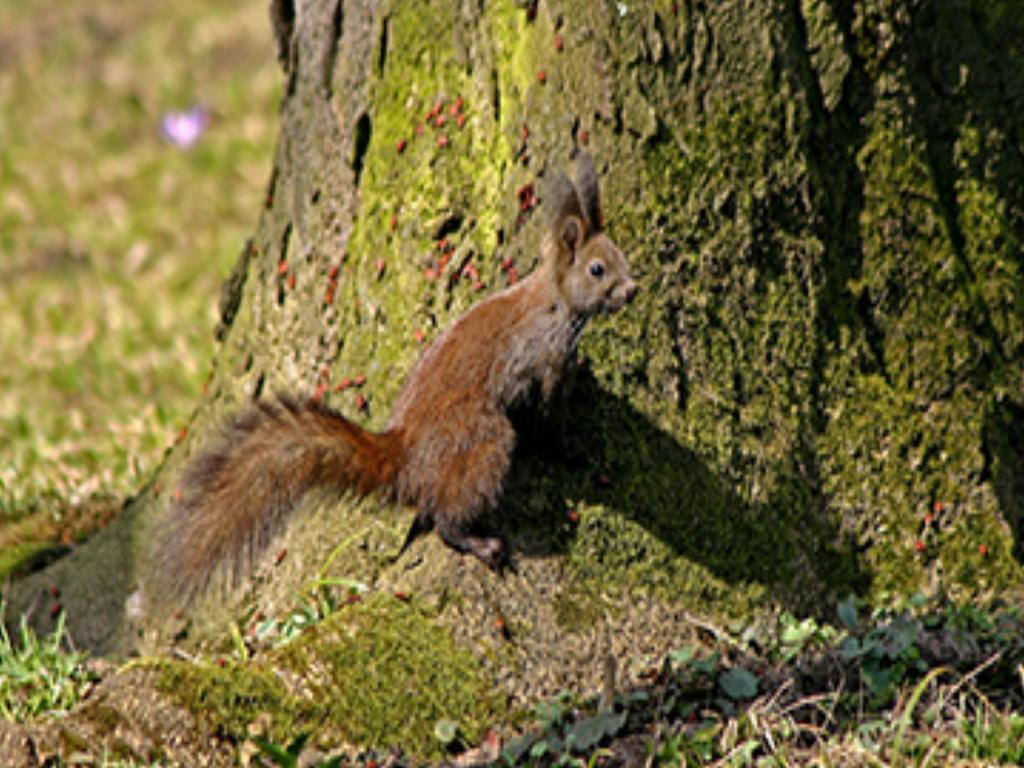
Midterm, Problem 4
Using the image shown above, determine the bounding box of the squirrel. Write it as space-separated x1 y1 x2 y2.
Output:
151 153 636 605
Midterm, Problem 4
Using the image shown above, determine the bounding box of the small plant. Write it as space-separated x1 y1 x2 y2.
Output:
501 692 627 766
0 607 92 721
839 607 926 704
775 610 840 663
249 578 368 649
960 709 1024 764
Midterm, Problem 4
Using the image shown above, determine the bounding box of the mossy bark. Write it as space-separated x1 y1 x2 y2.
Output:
5 0 1023 761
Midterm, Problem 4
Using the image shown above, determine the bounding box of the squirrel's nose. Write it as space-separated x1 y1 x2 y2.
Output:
623 280 638 304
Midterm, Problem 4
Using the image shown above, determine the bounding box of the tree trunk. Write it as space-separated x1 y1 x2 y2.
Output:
5 0 1023 758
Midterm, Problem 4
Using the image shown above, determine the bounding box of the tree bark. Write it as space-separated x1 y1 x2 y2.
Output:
5 0 1023 755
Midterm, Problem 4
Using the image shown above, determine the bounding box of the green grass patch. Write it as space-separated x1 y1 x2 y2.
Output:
0 606 92 721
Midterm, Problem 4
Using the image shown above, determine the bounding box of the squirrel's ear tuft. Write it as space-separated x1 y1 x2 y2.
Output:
575 153 603 232
547 170 586 256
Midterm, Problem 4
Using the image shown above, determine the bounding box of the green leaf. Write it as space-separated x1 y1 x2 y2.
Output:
529 739 551 759
535 697 566 729
690 652 719 677
837 596 859 630
838 636 863 660
862 658 901 699
718 667 759 700
501 733 537 764
668 646 694 666
253 734 307 767
567 711 627 754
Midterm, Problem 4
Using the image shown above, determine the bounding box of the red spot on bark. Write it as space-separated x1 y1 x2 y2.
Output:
517 183 538 212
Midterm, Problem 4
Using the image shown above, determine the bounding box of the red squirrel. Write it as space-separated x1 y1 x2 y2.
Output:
151 153 636 603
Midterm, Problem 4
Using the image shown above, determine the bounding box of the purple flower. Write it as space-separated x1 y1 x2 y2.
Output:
160 107 209 148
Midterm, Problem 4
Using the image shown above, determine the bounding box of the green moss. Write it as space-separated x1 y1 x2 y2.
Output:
0 541 64 582
277 595 504 760
58 725 90 756
552 579 607 633
81 702 123 735
324 0 528 421
156 596 501 760
154 658 302 743
811 90 1024 602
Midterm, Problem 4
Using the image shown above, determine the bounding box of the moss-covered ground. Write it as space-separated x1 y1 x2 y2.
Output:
149 595 503 762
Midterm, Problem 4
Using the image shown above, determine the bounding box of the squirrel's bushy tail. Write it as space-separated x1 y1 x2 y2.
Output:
151 395 403 606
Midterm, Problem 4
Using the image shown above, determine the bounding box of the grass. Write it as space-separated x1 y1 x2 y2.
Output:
0 0 280 556
0 605 91 721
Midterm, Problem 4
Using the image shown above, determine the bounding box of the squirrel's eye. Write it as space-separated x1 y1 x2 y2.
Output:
589 261 605 278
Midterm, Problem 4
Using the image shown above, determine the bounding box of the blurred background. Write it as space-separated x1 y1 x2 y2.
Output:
0 0 281 565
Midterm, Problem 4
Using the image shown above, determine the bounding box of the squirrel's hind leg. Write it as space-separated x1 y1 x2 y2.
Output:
437 522 507 571
395 511 433 561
